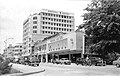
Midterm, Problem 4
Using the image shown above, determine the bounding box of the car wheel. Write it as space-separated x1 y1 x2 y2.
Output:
76 63 79 65
116 64 120 68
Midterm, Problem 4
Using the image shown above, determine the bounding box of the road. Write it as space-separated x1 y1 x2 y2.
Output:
38 63 120 76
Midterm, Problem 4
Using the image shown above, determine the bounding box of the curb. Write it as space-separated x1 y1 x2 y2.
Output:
2 69 45 76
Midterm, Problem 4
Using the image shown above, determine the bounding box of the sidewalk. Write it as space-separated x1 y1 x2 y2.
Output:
3 63 45 76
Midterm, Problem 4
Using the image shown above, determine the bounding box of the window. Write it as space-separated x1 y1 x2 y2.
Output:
42 31 44 34
33 21 37 24
33 30 37 33
62 28 64 31
51 32 53 34
59 28 61 30
51 27 53 30
64 24 66 27
43 22 45 24
43 26 44 29
33 26 37 29
54 27 56 30
42 17 45 20
51 23 53 25
33 17 37 20
64 29 66 31
51 18 53 21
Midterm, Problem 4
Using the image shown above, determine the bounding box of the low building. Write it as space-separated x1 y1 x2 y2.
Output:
3 44 14 58
3 43 23 59
34 30 84 63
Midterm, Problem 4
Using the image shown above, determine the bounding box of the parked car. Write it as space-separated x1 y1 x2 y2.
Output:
89 57 106 66
75 58 91 66
52 59 60 64
113 57 120 68
59 58 71 65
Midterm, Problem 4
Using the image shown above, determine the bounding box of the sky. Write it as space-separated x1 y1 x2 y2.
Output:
0 0 91 54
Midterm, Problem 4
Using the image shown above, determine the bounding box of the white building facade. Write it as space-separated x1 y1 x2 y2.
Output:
23 9 75 56
3 43 23 58
34 30 84 63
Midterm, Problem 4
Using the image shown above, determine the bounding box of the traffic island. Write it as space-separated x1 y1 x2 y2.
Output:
2 63 45 76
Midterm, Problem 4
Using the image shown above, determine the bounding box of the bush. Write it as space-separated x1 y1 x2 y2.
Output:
0 56 12 75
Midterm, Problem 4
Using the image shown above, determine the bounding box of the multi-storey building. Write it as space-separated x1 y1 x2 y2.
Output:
34 30 84 63
13 43 23 58
23 9 75 56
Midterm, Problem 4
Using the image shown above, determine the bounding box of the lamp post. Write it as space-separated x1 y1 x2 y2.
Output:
82 28 85 58
4 38 14 48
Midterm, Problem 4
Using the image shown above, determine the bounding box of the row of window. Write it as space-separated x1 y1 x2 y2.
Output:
49 46 67 51
42 31 59 35
13 50 22 52
42 22 73 27
37 44 47 51
42 12 73 19
15 46 22 48
42 26 72 31
42 17 73 23
33 17 37 20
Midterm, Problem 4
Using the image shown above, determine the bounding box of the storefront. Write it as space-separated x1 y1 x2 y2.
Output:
34 30 84 63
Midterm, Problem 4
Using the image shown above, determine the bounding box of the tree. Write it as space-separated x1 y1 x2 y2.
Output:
81 0 120 58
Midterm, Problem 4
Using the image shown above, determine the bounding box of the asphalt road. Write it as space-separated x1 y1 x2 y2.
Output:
38 63 120 76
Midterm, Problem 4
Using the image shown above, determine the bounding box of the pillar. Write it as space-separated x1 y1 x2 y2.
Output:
41 55 43 63
46 54 48 63
69 54 71 60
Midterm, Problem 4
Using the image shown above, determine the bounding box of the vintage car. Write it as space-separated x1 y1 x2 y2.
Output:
59 58 71 65
75 58 91 66
75 57 106 66
89 57 106 66
52 59 60 64
113 57 120 68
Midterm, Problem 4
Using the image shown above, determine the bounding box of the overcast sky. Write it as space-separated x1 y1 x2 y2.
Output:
0 0 91 53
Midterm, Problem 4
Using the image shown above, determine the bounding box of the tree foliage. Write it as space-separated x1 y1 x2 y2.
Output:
81 0 120 57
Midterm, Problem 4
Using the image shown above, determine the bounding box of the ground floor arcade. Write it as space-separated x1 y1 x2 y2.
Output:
38 50 83 63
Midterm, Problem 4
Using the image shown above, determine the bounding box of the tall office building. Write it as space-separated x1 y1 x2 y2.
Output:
23 9 75 56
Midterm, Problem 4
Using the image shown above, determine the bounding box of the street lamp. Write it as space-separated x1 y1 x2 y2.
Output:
4 38 14 48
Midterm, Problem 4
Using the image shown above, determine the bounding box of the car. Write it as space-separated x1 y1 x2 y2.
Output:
75 58 91 66
52 59 60 64
59 58 71 65
75 58 85 65
113 57 120 68
89 57 106 66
